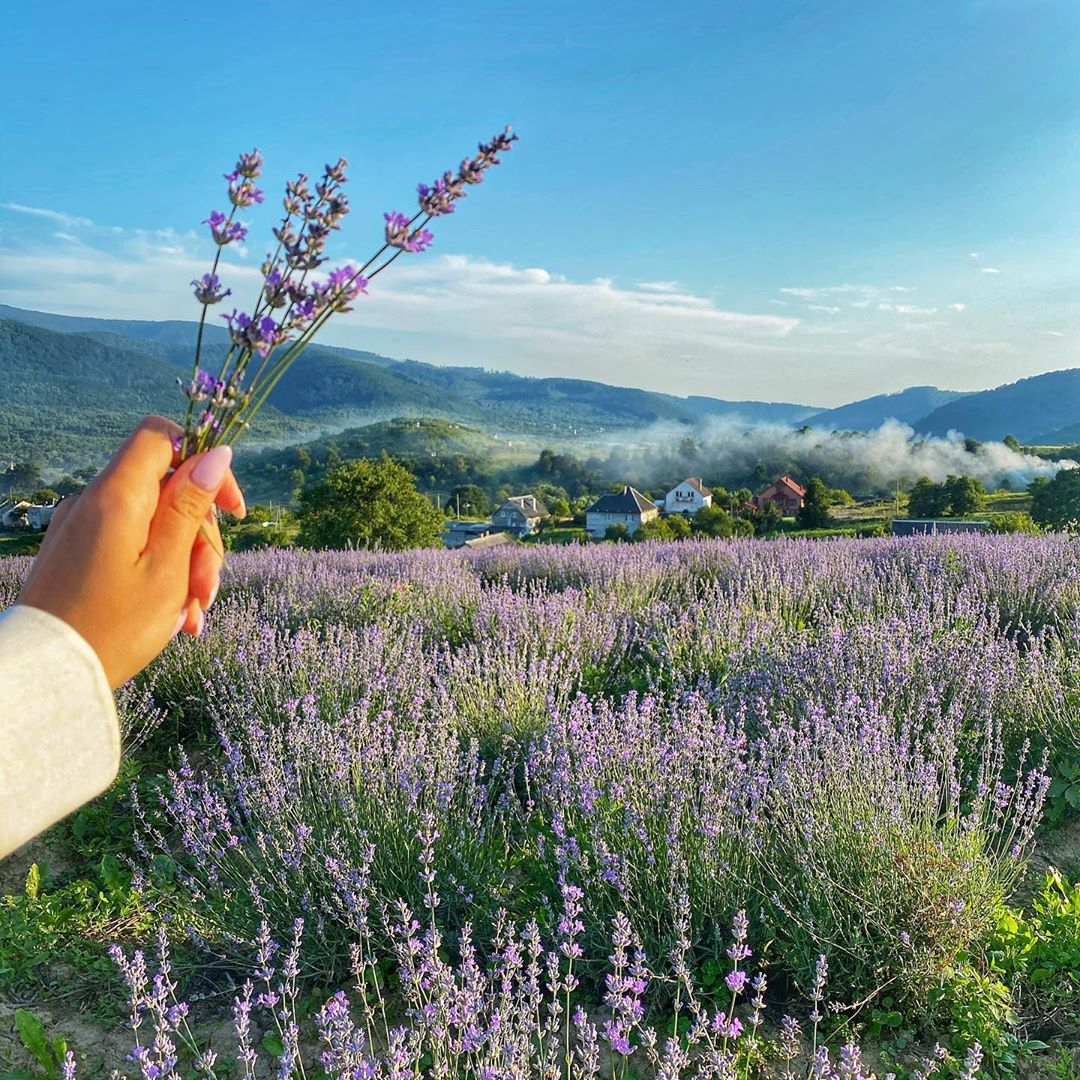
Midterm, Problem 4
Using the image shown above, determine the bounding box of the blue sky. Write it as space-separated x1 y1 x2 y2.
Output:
2 0 1078 406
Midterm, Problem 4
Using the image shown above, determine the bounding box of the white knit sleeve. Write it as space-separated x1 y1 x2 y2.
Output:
0 605 120 860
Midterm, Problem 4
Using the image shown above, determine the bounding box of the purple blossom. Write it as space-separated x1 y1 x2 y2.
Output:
225 171 265 208
204 210 247 246
235 147 264 178
222 309 279 357
384 211 434 253
191 272 231 305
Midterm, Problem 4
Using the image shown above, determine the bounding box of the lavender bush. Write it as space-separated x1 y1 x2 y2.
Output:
93 535 1073 1024
91 902 978 1080
2 534 1073 1072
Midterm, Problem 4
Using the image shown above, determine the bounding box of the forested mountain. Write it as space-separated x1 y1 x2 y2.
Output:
915 369 1080 442
0 305 814 473
804 386 969 430
2 304 1076 480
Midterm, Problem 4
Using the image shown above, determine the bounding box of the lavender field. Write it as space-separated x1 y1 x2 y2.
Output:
2 535 1080 1078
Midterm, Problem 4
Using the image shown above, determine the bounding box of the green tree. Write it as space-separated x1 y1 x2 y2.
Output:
1003 434 1022 454
907 477 950 518
797 476 833 530
448 484 490 518
31 488 60 504
1030 469 1080 531
693 503 752 538
297 455 443 551
944 474 987 516
750 500 783 536
605 523 629 542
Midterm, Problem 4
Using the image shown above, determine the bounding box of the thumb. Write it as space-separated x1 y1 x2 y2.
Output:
146 446 233 566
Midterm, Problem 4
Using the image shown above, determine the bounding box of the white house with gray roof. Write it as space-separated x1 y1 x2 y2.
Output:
664 477 712 516
585 487 660 538
491 495 547 538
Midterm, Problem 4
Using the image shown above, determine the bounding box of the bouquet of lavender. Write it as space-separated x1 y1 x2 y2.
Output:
177 127 518 458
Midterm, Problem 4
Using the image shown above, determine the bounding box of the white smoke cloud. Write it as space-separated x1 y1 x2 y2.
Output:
602 418 1076 496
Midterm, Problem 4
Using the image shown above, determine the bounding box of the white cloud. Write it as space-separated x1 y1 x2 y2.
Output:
781 283 916 303
981 267 1002 274
2 203 93 229
0 225 808 397
636 280 680 293
1041 330 1065 337
877 302 939 315
947 303 966 312
969 251 981 259
806 304 841 314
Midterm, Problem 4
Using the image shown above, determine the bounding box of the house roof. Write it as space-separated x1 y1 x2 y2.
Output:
500 495 548 519
680 477 711 497
587 486 657 516
464 531 517 548
444 521 494 535
759 476 806 498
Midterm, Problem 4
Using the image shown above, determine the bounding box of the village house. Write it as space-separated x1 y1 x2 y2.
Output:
586 486 660 538
0 499 22 529
491 495 547 538
442 520 498 549
664 477 712 516
26 504 56 530
752 476 806 515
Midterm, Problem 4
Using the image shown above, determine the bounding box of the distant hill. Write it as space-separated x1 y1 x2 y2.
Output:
0 321 306 472
0 305 816 473
804 386 968 430
1033 423 1080 445
915 369 1080 442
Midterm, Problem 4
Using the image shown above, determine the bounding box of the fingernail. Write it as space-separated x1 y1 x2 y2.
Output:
194 608 205 637
208 583 219 609
171 609 187 638
191 445 233 492
236 494 248 521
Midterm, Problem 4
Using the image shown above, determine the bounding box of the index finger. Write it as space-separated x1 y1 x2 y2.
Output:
97 415 182 500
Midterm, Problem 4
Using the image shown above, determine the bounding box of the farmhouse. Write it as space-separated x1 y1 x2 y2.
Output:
443 520 498 549
0 499 22 529
25 504 56 530
491 495 547 538
891 519 991 537
664 477 712 516
753 476 806 514
586 486 660 538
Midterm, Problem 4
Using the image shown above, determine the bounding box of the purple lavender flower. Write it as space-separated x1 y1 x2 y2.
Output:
384 211 434 253
235 148 264 178
191 272 231 305
417 175 457 217
226 171 265 208
222 310 279 357
204 210 247 246
318 265 368 313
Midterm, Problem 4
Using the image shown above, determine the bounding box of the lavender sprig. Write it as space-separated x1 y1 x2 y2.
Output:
178 127 518 458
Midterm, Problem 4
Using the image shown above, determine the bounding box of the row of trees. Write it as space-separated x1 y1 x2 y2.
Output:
907 475 987 518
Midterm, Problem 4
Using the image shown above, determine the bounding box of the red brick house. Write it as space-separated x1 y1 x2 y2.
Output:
752 476 806 514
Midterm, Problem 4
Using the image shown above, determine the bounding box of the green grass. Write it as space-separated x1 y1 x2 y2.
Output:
0 532 42 557
524 525 589 545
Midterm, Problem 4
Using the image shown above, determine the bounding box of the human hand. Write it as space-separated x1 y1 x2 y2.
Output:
17 416 246 688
